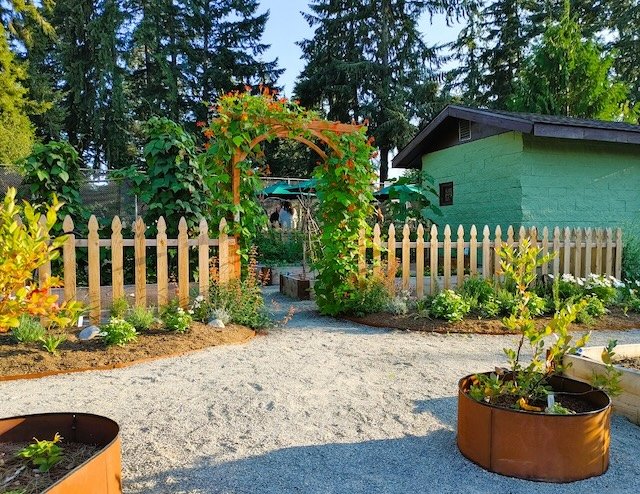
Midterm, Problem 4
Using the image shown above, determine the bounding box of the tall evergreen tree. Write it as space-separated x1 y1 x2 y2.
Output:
296 0 465 183
509 5 628 120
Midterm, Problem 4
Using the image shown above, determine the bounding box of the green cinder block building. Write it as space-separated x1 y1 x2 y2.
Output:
392 105 640 232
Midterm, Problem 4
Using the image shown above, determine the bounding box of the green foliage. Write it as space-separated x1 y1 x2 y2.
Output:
40 334 66 355
254 230 304 266
110 298 129 319
337 276 392 318
545 402 575 415
100 318 137 346
125 306 156 332
382 171 442 227
428 290 471 322
0 23 35 163
459 277 495 310
208 263 272 329
20 140 88 232
469 239 592 411
575 295 607 324
509 5 629 120
0 188 84 333
313 130 377 315
17 433 63 473
591 340 623 397
160 301 192 333
622 225 640 282
11 315 46 343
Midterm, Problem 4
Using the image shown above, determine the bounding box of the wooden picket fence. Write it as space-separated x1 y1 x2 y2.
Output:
358 224 623 297
39 215 239 324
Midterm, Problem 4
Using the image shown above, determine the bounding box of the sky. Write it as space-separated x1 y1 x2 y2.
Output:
260 0 462 96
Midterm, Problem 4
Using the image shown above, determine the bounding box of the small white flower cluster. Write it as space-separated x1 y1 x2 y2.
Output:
548 273 625 289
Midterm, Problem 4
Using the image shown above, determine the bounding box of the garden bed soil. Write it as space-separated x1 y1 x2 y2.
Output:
0 440 100 494
491 393 595 414
616 356 640 371
344 308 640 335
0 323 255 379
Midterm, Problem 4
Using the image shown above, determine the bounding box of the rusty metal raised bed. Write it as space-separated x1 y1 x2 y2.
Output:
0 413 121 493
457 373 611 482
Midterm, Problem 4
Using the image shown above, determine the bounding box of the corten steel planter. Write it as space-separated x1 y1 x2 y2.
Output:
0 413 122 493
457 373 611 482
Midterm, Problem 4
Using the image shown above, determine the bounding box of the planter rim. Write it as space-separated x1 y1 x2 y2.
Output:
0 412 121 493
459 372 612 417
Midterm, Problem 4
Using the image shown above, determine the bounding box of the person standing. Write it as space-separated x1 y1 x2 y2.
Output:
279 201 293 229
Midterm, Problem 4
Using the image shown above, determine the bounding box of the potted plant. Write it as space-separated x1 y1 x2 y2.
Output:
457 239 612 482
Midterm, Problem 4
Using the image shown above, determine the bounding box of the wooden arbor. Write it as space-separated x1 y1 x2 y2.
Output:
229 119 363 274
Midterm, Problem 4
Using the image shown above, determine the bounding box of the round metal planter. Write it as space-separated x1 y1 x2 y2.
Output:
457 373 611 482
0 413 121 493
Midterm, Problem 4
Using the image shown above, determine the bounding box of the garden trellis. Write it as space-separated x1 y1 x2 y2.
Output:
360 223 623 297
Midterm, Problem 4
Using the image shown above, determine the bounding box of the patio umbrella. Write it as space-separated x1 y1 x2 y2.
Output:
284 178 318 194
373 183 425 200
259 182 300 198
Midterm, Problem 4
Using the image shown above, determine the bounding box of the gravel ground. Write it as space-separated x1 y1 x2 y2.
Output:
2 287 640 494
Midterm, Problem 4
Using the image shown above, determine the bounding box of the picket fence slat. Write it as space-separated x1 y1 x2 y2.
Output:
157 217 169 307
88 215 101 324
354 223 624 296
62 216 76 303
111 216 124 302
134 218 147 307
199 218 210 298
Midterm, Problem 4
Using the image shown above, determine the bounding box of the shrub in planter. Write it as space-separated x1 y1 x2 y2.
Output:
457 239 613 482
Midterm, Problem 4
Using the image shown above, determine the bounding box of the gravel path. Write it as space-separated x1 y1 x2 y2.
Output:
2 288 640 493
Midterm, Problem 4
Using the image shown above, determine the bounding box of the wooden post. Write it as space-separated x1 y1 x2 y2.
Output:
615 228 623 280
373 223 381 278
482 225 490 279
563 227 571 275
507 225 514 246
88 215 101 324
178 217 189 307
62 216 76 303
518 226 526 248
457 225 465 288
443 225 452 289
157 217 168 307
584 228 593 276
595 229 603 275
605 228 613 277
134 217 147 307
494 225 502 278
541 227 549 276
430 224 438 295
387 224 396 294
402 224 410 291
359 227 367 277
111 216 124 302
416 224 425 298
552 227 560 277
469 225 477 277
199 218 210 297
219 218 229 284
574 228 583 278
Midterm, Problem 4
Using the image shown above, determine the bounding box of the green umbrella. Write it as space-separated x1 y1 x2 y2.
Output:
285 178 318 194
259 182 300 198
373 183 425 200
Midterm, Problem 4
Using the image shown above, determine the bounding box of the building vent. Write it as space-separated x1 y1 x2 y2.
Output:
458 120 471 141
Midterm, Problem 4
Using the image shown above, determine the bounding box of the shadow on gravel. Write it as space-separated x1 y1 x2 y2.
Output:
413 396 457 427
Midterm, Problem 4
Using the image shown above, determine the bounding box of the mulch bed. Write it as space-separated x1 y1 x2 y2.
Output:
343 308 640 335
0 440 100 494
0 323 255 379
616 356 640 371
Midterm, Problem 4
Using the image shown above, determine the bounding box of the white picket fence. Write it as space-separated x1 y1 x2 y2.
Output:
358 224 623 297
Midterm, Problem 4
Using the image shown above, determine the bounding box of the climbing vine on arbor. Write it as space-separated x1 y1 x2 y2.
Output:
200 89 376 312
313 132 377 315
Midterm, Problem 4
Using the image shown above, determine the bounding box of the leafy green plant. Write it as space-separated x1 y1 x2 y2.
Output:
110 298 129 319
19 141 88 235
40 334 67 355
212 307 231 325
494 288 517 316
336 275 392 318
17 433 64 473
160 301 192 333
575 295 607 324
429 290 471 322
591 340 623 397
11 315 46 343
382 170 442 227
254 229 304 266
622 225 640 282
468 239 592 412
100 318 137 346
189 294 212 323
459 276 495 310
125 306 156 331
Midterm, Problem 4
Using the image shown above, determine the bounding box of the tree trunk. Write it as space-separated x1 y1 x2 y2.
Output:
379 147 389 184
